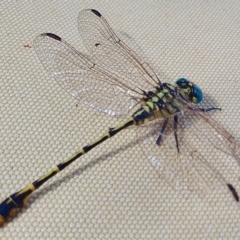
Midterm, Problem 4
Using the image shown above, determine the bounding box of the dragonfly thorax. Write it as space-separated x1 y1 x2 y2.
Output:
132 83 182 125
132 79 203 126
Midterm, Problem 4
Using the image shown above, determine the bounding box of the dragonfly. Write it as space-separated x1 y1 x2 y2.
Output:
0 9 239 226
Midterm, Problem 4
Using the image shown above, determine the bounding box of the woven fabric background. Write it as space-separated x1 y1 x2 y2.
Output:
0 1 240 239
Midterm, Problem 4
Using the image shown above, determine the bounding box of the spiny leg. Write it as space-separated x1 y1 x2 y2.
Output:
187 105 221 113
199 107 221 112
156 116 179 153
156 106 220 150
174 115 179 153
156 119 169 146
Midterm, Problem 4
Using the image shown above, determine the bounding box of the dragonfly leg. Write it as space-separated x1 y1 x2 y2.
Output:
131 96 141 103
156 116 179 152
199 107 221 112
174 115 180 153
156 119 169 146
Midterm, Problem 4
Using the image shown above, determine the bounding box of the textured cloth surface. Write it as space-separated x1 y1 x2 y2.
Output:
0 1 240 239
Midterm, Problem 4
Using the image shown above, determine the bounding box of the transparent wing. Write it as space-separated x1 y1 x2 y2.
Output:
78 9 160 93
34 8 163 116
34 33 138 116
138 105 240 199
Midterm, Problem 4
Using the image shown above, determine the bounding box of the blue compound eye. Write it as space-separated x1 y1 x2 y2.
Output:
192 85 203 104
176 78 203 104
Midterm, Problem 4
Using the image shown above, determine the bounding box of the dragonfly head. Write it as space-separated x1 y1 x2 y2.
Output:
176 78 203 104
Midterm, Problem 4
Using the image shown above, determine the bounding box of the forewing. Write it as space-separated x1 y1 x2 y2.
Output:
34 33 137 116
78 9 160 94
138 106 240 199
184 106 240 168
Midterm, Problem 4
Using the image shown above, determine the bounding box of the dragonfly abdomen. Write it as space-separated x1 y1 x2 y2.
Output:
0 117 136 225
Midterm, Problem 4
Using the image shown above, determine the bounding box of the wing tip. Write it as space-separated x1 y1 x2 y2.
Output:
43 33 62 41
227 183 239 202
91 9 102 17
